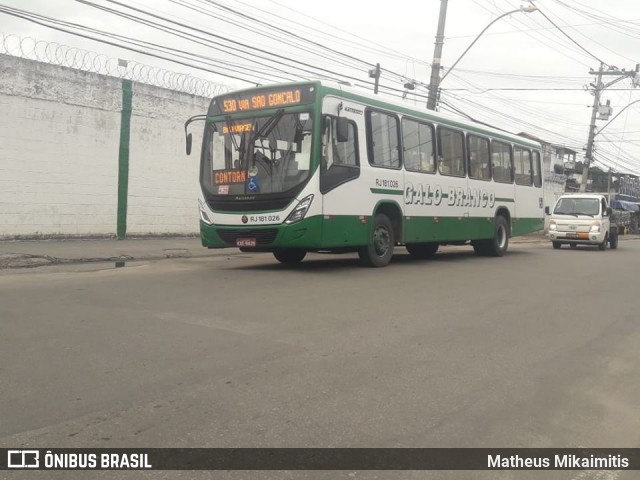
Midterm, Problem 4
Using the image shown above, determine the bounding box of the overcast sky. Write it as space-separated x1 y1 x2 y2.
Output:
1 0 639 175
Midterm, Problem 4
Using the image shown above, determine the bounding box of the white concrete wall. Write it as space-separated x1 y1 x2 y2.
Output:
0 54 209 238
127 82 205 235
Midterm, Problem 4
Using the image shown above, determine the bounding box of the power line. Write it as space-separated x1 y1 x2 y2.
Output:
532 2 608 66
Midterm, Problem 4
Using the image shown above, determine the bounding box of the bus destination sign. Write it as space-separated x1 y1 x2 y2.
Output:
211 84 316 115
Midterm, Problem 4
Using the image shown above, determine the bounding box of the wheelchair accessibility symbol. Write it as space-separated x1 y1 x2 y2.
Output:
247 176 260 192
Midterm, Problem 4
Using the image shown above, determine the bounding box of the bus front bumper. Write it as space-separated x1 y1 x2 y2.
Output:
200 216 323 250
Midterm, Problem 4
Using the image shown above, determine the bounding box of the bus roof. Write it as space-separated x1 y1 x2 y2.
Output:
219 79 542 149
317 80 541 149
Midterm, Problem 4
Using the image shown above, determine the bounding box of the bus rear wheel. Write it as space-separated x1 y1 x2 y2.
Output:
406 242 439 258
273 248 306 265
359 213 394 267
473 216 509 257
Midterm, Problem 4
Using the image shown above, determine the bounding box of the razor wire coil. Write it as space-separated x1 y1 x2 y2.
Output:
1 33 230 97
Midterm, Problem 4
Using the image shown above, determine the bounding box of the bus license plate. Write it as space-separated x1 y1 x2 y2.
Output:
236 238 256 247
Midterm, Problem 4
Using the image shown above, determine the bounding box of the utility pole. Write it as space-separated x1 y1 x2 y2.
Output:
580 64 604 192
369 63 381 95
580 63 640 191
427 0 448 110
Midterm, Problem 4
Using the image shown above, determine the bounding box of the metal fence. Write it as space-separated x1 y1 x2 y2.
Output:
1 33 230 98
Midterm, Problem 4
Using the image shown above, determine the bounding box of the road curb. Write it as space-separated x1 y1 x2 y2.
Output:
0 251 243 270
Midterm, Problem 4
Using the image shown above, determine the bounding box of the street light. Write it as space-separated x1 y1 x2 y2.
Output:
427 5 538 110
594 100 640 143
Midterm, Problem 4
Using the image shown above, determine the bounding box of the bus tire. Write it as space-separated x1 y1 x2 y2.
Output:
598 233 608 251
474 216 509 257
610 231 619 249
472 241 488 256
552 241 562 249
359 213 394 267
273 248 306 264
406 242 439 259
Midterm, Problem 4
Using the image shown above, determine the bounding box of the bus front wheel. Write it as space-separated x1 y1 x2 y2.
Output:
273 248 306 265
359 213 394 267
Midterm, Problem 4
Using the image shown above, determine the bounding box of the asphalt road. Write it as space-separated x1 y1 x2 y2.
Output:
1 241 639 480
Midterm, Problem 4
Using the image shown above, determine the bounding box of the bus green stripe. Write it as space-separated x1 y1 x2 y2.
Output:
200 215 544 249
370 188 404 195
117 80 133 240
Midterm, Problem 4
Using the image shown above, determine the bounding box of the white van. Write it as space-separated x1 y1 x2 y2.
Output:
545 193 619 250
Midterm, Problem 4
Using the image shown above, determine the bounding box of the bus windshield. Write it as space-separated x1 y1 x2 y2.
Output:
202 111 313 196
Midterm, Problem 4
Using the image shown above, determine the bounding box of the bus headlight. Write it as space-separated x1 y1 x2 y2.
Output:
285 194 314 225
590 221 601 232
198 200 212 225
549 220 557 231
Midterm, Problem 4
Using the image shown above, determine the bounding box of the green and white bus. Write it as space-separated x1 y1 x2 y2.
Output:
185 80 544 267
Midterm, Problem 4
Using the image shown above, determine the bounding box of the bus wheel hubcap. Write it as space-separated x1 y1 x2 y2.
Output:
373 226 390 256
497 226 506 249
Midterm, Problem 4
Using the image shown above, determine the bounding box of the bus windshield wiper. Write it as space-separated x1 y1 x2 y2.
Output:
225 115 240 152
253 109 285 141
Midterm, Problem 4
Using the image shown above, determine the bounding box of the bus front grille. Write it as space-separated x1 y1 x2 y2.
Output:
216 229 278 246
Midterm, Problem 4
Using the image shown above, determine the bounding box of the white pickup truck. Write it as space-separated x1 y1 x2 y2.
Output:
545 193 622 250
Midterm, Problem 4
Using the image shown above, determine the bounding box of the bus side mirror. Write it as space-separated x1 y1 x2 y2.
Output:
544 206 550 215
186 133 193 156
336 117 349 143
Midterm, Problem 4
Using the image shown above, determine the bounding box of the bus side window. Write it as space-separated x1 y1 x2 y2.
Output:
366 109 400 169
514 147 532 186
402 117 435 173
532 151 542 187
492 141 513 183
437 127 465 177
468 134 491 180
320 115 360 194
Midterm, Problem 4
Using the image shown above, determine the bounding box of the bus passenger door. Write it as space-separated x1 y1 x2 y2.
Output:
319 97 363 247
434 127 469 242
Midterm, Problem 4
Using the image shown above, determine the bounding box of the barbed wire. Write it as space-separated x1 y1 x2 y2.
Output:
1 33 231 97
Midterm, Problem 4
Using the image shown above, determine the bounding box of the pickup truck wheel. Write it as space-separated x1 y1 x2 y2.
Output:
609 232 619 249
552 241 562 249
598 233 608 251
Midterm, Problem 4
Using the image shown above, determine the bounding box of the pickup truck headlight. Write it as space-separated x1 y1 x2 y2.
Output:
590 221 601 233
549 220 557 231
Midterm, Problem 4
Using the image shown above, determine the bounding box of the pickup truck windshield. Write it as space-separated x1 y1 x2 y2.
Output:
553 197 600 216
